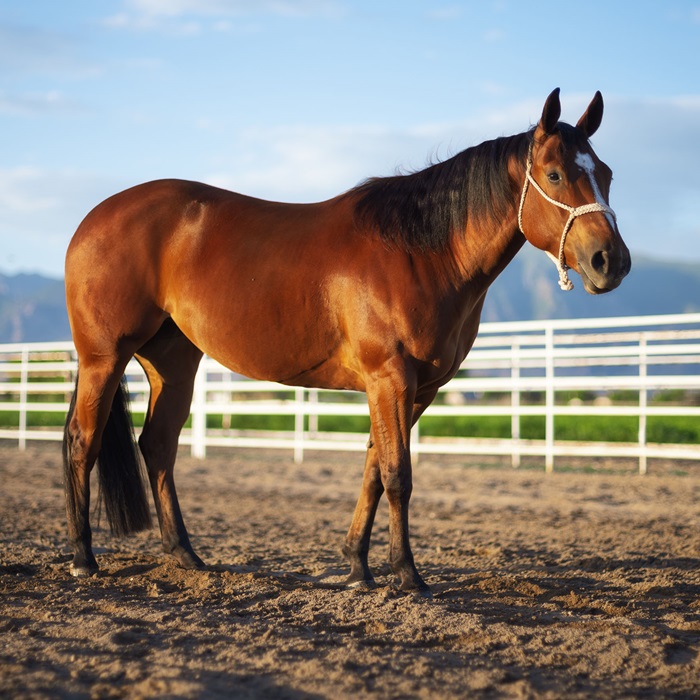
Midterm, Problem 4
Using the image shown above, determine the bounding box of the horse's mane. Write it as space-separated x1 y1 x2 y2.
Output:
350 129 535 251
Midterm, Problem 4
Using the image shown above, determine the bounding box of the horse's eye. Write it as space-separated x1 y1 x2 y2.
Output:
547 172 561 183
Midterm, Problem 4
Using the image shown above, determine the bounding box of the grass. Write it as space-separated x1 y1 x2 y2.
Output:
3 408 698 445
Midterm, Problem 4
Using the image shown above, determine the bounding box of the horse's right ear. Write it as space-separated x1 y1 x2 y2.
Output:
538 88 561 136
576 91 604 138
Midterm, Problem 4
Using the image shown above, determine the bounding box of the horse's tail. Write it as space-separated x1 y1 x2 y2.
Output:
62 385 79 533
63 374 152 537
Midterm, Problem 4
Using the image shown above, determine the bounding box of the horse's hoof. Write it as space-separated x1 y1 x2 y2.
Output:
172 549 206 571
395 574 432 598
345 577 377 591
413 585 433 599
344 566 377 590
394 583 433 598
70 562 98 578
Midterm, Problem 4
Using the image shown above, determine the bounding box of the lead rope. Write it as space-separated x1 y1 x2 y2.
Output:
517 141 617 291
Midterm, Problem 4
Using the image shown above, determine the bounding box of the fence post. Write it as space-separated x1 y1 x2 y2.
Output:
18 346 29 451
294 388 305 464
544 326 555 473
511 339 521 468
411 416 420 465
191 360 207 459
308 389 319 438
638 335 648 475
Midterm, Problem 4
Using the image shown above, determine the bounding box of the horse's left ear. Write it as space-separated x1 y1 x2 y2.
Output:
539 87 561 135
577 91 604 138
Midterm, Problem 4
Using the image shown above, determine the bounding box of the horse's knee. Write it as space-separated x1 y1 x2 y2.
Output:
382 470 412 505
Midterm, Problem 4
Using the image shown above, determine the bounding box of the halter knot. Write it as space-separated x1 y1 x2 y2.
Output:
517 141 617 291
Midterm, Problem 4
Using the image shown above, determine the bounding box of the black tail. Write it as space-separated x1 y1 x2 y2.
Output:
98 378 152 535
62 385 80 530
63 375 152 537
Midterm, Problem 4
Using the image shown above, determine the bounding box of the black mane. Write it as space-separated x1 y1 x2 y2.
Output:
351 130 533 251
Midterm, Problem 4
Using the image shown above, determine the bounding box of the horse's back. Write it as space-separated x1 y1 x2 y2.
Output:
67 179 256 259
67 178 351 263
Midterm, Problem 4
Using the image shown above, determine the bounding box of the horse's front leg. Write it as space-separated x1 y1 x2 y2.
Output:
365 360 430 594
343 390 437 590
342 438 383 588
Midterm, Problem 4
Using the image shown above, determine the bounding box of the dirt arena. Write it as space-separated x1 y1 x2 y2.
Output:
1 443 699 698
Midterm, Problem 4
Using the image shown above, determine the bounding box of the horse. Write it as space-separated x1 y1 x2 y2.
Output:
63 89 630 593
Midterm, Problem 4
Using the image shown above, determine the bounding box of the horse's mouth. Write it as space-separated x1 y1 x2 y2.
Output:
578 265 621 295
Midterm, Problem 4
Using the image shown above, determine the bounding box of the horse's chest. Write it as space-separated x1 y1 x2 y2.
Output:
411 301 484 390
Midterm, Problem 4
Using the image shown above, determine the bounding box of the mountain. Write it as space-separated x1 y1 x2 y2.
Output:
1 250 699 343
482 247 700 322
0 272 70 343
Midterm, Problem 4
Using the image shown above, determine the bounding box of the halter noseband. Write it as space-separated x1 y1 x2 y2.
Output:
517 141 617 291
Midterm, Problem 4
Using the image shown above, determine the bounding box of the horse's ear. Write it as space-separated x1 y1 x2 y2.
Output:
538 88 561 135
577 91 604 138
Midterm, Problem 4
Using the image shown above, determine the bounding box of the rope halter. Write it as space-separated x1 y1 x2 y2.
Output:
517 140 617 291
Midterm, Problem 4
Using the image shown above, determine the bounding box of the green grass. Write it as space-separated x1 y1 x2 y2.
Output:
420 415 544 440
647 416 700 444
554 416 638 443
205 414 372 433
0 411 66 428
420 415 700 444
206 414 295 431
2 409 698 445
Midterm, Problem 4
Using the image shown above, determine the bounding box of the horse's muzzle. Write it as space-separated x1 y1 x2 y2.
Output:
578 242 632 295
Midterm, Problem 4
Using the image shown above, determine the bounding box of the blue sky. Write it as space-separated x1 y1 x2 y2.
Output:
1 0 699 277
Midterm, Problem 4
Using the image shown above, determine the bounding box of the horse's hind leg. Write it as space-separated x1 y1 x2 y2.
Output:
135 320 204 570
63 359 131 576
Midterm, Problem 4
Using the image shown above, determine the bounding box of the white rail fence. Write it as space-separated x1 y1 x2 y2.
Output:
1 313 699 474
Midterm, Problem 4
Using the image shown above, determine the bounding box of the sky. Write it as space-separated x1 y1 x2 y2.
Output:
1 0 699 278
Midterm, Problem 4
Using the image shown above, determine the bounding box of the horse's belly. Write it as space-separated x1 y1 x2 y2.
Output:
171 298 362 391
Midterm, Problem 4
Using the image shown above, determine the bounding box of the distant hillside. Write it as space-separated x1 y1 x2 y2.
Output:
482 247 700 322
0 273 70 343
1 250 699 343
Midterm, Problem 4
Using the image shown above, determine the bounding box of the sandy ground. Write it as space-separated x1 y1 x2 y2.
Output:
1 443 699 699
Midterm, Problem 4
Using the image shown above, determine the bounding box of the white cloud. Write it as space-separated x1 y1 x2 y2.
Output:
479 81 509 97
101 13 130 28
203 122 489 201
482 28 505 42
200 99 544 200
0 167 127 276
104 0 344 31
0 25 99 78
0 167 62 212
0 90 79 116
426 5 464 21
128 0 338 16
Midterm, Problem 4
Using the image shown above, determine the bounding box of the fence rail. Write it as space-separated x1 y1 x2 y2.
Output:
1 313 699 473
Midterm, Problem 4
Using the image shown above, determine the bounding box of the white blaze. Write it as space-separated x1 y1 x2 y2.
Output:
575 152 616 229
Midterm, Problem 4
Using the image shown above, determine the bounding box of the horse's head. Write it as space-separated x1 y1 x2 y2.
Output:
518 88 631 294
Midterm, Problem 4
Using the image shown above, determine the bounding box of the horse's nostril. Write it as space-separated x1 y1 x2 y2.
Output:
591 250 608 274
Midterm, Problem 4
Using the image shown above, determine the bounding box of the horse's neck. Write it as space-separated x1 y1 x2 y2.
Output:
448 214 526 296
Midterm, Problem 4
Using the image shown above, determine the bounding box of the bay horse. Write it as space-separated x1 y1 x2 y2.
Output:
63 89 630 593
